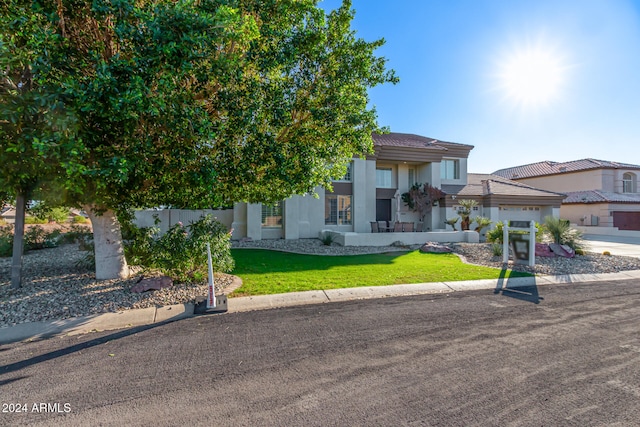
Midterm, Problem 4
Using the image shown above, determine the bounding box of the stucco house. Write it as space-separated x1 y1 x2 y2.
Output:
493 159 640 231
440 173 565 237
225 133 565 243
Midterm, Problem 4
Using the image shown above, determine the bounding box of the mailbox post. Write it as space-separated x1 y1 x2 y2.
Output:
502 220 537 267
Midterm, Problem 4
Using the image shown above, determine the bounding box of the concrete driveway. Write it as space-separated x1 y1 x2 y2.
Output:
582 234 640 258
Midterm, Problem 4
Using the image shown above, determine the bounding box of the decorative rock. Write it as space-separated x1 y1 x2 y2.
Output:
131 276 174 293
535 243 555 257
420 242 453 253
549 243 575 258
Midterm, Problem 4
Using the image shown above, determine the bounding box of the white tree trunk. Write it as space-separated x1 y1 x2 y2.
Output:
84 205 129 280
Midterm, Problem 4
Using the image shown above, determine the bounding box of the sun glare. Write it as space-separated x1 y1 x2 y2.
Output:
497 47 567 108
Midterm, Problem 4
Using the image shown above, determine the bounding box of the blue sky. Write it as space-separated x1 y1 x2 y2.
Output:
320 0 640 173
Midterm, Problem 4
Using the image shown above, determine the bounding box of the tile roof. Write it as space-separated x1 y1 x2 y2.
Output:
492 158 640 179
372 132 471 151
441 174 565 198
563 190 640 204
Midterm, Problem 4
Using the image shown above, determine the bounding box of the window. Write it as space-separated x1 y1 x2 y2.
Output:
623 172 636 193
376 168 393 188
325 195 352 225
408 167 416 188
335 162 352 182
441 159 460 180
261 202 282 228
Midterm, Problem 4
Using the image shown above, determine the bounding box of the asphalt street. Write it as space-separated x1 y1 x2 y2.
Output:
1 279 640 426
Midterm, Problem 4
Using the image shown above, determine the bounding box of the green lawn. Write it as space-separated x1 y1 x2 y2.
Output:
230 249 530 296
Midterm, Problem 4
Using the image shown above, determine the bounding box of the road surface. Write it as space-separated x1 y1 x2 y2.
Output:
1 279 640 426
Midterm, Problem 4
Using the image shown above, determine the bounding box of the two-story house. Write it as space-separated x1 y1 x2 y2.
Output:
493 159 640 230
228 133 565 242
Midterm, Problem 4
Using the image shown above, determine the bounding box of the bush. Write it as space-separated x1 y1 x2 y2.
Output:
60 224 94 245
320 233 334 246
603 251 611 256
123 215 234 283
486 221 544 244
472 216 492 234
491 242 503 257
24 216 47 224
0 225 13 257
486 221 504 243
543 216 583 250
24 226 62 250
28 202 70 223
73 215 88 224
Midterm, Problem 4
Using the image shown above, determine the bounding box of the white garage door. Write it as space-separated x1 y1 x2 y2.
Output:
498 206 542 224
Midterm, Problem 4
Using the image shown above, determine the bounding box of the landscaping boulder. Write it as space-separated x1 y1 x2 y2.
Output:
131 276 173 293
549 243 576 258
420 242 452 253
535 243 556 257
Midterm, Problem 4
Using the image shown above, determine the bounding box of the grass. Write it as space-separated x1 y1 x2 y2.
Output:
230 249 531 296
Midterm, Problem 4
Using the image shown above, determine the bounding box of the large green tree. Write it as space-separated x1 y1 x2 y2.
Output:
1 0 397 280
0 6 77 287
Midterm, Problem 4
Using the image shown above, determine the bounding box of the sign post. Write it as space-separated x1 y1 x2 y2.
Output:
194 242 228 314
502 220 537 267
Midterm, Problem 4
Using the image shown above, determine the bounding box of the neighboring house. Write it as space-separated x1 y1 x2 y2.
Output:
441 173 565 237
493 159 640 230
227 132 564 241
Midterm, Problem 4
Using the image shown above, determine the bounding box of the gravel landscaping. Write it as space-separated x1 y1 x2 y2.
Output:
2 239 640 329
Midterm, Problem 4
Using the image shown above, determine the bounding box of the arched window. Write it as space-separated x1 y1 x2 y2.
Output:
622 172 637 193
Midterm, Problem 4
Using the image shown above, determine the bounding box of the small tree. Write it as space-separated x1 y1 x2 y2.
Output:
445 217 459 231
472 216 492 234
401 183 444 223
456 199 478 231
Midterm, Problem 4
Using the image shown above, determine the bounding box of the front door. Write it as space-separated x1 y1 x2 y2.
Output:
376 199 391 222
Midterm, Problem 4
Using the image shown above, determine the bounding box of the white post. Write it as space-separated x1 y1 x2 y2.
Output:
206 243 216 309
502 223 509 264
528 221 537 267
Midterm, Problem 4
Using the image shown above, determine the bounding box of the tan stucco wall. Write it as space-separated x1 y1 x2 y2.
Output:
516 168 639 193
518 170 603 192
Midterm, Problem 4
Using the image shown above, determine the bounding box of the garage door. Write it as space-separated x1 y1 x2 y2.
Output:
498 206 542 224
613 211 640 231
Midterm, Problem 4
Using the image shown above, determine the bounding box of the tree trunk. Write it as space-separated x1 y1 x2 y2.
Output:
84 205 129 280
10 193 26 289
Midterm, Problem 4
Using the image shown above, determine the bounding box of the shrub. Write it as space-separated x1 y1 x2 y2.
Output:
486 221 504 243
0 225 13 257
486 221 544 244
472 216 492 234
73 215 88 224
491 242 503 257
123 215 234 283
603 251 611 256
28 202 70 223
445 217 459 230
24 226 62 250
320 233 334 246
24 216 47 224
543 216 583 250
60 224 94 245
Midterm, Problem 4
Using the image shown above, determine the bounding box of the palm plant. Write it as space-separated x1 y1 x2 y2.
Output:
543 216 583 250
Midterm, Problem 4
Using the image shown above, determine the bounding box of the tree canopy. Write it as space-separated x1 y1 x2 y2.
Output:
1 0 397 278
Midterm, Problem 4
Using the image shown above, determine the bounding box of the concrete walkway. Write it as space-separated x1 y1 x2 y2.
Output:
3 269 640 345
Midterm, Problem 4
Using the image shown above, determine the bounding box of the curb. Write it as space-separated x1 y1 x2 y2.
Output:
2 269 640 345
